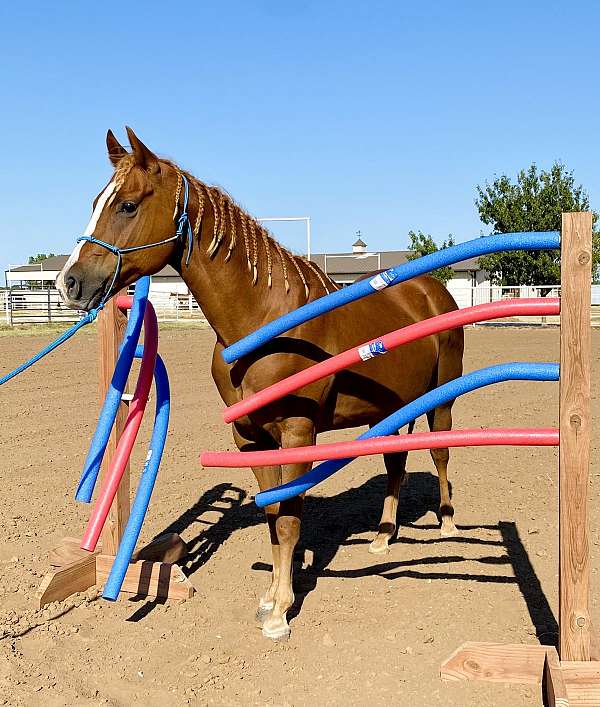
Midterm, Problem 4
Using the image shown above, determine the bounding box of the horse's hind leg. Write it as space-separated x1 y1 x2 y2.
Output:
369 421 414 555
428 328 463 537
427 404 458 537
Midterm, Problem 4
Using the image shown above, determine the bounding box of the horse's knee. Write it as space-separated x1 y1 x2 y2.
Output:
275 514 301 545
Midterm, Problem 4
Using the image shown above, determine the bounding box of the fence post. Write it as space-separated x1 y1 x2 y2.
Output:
559 211 593 662
47 289 51 323
96 289 130 554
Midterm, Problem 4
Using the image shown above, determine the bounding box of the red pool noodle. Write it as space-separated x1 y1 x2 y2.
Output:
201 427 559 468
223 298 560 424
80 296 158 552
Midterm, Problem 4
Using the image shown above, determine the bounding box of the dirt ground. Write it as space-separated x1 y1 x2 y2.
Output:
1 324 599 707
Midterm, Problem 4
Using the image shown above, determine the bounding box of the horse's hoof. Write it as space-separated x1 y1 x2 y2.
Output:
255 603 273 626
261 614 290 641
440 519 460 538
369 536 391 554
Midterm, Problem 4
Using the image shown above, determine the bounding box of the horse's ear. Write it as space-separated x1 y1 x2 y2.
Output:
106 129 128 167
125 126 160 175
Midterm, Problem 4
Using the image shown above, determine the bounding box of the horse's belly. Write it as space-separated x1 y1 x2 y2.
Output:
323 340 437 431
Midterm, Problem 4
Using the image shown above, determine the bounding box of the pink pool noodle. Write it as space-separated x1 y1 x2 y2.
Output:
201 427 559 468
80 296 158 552
222 298 560 424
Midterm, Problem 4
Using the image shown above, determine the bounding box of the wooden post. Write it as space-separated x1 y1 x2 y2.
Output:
559 211 593 661
96 289 130 553
441 213 600 703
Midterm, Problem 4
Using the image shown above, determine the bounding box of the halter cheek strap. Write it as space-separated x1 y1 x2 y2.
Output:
77 175 193 307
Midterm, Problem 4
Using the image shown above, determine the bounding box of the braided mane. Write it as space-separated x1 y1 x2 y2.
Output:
113 155 336 299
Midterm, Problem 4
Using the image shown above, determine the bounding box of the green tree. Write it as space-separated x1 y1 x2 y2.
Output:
28 253 56 264
406 231 455 284
475 163 600 286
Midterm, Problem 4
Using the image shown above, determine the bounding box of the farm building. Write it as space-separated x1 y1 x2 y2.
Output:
5 236 491 309
311 235 490 307
5 256 188 296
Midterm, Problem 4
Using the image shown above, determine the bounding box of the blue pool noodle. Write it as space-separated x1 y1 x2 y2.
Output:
102 349 171 601
222 231 560 364
255 362 559 507
75 277 150 503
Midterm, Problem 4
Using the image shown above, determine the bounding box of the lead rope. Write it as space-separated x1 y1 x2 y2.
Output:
0 176 192 387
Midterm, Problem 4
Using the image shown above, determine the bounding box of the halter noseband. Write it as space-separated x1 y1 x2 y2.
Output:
77 174 193 308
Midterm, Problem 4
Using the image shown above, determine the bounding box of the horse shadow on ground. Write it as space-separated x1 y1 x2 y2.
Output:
127 473 557 646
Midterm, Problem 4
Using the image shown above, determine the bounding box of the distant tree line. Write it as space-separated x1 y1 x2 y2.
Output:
407 162 599 286
28 253 55 264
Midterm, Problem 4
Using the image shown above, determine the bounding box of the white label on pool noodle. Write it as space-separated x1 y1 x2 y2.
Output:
358 345 374 361
369 270 395 291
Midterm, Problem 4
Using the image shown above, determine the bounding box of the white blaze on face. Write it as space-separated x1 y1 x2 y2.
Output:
57 180 117 298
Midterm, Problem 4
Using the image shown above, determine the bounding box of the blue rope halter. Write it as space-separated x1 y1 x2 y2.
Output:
0 175 194 388
77 174 193 308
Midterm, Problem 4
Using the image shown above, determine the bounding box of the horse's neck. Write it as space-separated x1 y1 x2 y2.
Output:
178 236 298 348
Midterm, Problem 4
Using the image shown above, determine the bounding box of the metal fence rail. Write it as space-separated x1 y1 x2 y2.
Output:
0 288 208 325
1 284 599 326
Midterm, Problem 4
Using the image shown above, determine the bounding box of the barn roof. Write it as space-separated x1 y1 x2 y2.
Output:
7 255 180 278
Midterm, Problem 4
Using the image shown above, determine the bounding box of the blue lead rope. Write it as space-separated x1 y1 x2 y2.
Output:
0 308 100 387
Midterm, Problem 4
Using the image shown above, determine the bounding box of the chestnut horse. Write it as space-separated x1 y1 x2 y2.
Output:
57 127 464 640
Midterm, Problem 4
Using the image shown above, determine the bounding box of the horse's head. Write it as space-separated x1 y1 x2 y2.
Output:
57 127 182 310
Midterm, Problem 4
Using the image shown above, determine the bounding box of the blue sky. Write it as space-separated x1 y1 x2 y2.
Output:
1 0 599 274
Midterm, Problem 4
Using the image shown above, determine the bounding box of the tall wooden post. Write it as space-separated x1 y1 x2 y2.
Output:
96 289 130 553
441 213 600 703
559 211 593 661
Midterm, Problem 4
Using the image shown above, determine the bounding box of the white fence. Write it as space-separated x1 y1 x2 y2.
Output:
0 289 207 325
143 291 206 322
2 285 600 326
447 285 562 309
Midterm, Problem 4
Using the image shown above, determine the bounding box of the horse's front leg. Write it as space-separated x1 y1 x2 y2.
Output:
261 421 314 641
231 424 282 623
252 465 282 623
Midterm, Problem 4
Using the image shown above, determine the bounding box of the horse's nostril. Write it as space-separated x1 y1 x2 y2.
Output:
66 274 81 300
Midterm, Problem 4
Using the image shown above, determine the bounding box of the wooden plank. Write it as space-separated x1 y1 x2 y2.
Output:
95 555 195 600
440 642 547 684
36 554 97 609
48 537 103 567
559 212 593 662
544 648 570 707
97 290 130 555
561 661 600 706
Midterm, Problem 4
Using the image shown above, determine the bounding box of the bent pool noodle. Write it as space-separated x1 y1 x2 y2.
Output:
223 298 560 423
201 427 559 468
254 361 559 507
102 351 170 602
80 298 158 552
76 277 150 503
222 231 560 364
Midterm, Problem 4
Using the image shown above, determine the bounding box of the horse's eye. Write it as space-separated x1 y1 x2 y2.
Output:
120 201 137 214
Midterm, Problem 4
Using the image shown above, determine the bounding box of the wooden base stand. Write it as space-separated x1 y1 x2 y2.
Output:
441 642 600 706
36 534 194 608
